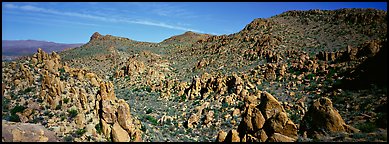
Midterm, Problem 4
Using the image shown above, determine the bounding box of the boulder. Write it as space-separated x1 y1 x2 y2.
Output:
224 129 240 142
111 122 130 142
216 130 227 142
300 97 359 138
266 133 295 142
2 120 61 142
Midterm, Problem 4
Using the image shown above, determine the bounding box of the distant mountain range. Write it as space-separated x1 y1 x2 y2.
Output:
2 40 83 61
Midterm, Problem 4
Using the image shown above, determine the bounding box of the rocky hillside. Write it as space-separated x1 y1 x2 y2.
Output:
2 8 387 142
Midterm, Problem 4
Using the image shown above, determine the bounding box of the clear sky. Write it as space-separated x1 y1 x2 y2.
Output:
2 2 387 43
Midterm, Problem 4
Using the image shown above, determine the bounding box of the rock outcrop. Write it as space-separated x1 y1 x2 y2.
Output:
221 92 298 142
2 120 61 142
300 97 360 138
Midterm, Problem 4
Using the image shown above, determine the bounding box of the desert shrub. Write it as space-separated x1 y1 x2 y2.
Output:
76 128 86 136
9 105 26 122
222 102 229 109
68 109 78 118
23 87 34 94
144 115 158 125
146 108 153 114
58 68 65 73
355 121 377 133
63 98 70 104
95 123 102 134
143 86 152 92
180 94 186 102
64 135 73 142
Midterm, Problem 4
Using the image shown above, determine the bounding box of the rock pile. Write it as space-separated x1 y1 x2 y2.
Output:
2 49 143 142
218 92 298 142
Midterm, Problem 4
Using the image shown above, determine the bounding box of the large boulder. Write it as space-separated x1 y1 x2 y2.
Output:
2 120 61 142
300 97 360 138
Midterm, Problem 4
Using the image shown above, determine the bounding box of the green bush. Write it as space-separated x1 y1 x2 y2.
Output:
180 94 186 102
58 68 65 73
23 87 34 94
9 114 21 122
11 105 26 115
143 86 152 92
76 128 86 136
63 98 70 104
64 136 73 142
95 123 102 134
222 102 229 109
145 115 158 125
306 73 316 80
68 109 78 118
9 105 26 122
355 121 377 133
146 108 153 114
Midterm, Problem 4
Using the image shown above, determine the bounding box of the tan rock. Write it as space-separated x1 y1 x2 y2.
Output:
204 110 214 125
265 112 298 139
112 122 130 142
267 133 295 142
132 130 142 142
75 113 86 129
187 114 200 129
101 100 117 124
2 120 60 142
232 108 241 117
238 105 265 134
117 99 133 131
101 119 111 139
254 129 268 142
225 129 240 142
85 73 96 80
216 130 227 142
90 77 99 87
258 92 285 120
300 97 359 138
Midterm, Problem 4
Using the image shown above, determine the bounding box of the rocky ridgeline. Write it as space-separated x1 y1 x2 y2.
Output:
279 8 387 26
2 48 142 142
317 39 382 62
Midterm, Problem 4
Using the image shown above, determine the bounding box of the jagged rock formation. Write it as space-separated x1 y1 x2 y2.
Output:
3 8 387 142
2 49 142 142
219 92 298 142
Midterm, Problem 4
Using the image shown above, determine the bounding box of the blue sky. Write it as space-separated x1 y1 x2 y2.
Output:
2 2 387 43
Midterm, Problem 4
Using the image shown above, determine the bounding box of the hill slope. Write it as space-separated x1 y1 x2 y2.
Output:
2 8 387 142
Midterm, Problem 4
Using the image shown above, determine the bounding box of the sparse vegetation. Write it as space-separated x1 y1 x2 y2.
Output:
68 109 78 118
1 8 387 142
